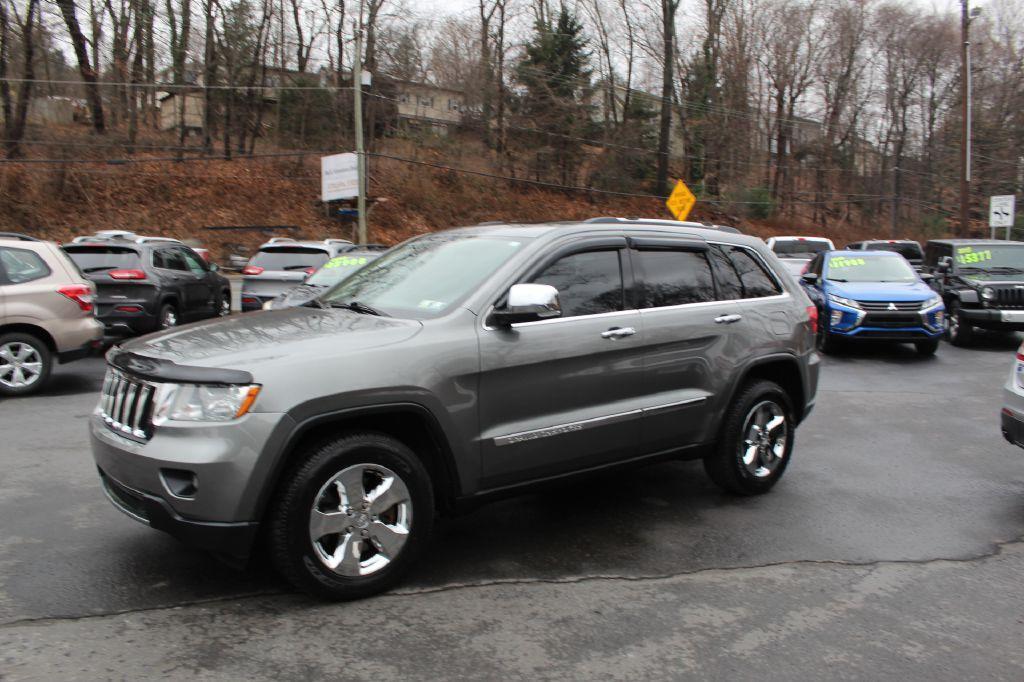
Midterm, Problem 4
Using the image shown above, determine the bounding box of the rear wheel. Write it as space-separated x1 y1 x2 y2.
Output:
158 302 179 330
915 339 940 356
0 333 52 396
268 432 434 600
946 300 974 346
704 380 794 495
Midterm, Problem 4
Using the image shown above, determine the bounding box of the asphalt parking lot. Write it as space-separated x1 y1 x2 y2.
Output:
2 336 1024 679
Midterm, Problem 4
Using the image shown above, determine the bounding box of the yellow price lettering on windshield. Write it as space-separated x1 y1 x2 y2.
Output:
323 256 369 269
956 249 991 265
829 256 866 268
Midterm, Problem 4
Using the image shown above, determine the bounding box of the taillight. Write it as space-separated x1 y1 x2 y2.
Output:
806 305 818 335
304 267 315 275
242 265 264 275
58 285 94 312
1016 341 1024 362
108 269 147 280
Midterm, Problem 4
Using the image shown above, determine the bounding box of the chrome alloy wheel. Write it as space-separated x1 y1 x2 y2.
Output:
740 400 788 478
308 463 413 577
219 296 231 316
161 307 178 328
0 342 43 389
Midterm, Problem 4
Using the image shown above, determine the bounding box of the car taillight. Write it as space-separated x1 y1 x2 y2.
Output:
108 269 146 280
242 265 264 275
1017 341 1024 362
58 285 94 312
806 305 818 335
304 267 315 275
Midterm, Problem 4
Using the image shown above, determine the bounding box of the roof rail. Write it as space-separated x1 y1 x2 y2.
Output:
266 237 298 244
324 238 354 245
0 231 42 242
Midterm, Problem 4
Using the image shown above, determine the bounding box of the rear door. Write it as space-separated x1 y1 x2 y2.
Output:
62 245 150 317
176 247 215 318
477 237 647 489
631 238 747 451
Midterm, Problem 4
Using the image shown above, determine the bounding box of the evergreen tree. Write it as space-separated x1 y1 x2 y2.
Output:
515 7 592 185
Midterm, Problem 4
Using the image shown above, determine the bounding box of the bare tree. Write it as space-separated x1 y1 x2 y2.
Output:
655 0 681 194
4 0 39 158
56 0 106 134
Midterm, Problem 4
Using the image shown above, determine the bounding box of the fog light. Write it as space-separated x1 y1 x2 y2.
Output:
160 468 198 499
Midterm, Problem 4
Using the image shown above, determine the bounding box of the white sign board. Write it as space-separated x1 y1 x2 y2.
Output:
989 195 1015 228
321 153 359 202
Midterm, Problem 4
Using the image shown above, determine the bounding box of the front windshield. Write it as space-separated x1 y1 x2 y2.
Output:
953 245 1024 273
826 254 917 283
305 254 379 287
319 235 526 318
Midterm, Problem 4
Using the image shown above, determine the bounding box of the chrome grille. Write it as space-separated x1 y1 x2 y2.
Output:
856 300 924 311
99 368 155 441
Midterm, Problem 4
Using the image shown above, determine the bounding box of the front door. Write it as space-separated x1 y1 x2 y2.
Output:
177 247 215 318
477 239 647 490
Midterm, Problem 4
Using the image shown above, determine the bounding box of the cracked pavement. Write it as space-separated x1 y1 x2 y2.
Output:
2 337 1024 679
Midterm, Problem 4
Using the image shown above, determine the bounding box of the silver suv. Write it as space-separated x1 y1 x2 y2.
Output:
0 233 103 396
240 239 358 311
90 222 820 599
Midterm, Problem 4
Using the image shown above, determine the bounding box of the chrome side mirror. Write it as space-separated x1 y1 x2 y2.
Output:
491 283 561 326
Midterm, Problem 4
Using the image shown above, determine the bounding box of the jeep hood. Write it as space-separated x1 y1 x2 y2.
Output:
117 307 423 372
827 280 935 302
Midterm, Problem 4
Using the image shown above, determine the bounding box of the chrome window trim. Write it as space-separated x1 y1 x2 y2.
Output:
493 397 707 446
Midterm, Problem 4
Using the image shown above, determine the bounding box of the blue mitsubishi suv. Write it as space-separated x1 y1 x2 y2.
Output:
799 250 945 355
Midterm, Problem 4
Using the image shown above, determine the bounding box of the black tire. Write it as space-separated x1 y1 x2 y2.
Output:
157 302 179 330
704 380 795 496
946 300 974 346
218 290 232 317
915 339 940 356
0 332 52 397
268 432 434 600
816 314 836 354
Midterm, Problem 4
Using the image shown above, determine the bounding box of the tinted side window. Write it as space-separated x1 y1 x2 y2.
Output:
708 246 744 300
155 249 188 271
532 250 623 317
0 247 51 284
178 248 207 275
727 247 783 297
635 249 715 307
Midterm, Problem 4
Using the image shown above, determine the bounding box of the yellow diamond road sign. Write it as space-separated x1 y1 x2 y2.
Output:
666 180 696 221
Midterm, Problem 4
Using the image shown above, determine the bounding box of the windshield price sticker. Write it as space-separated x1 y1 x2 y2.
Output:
829 256 866 269
955 247 992 265
323 256 369 269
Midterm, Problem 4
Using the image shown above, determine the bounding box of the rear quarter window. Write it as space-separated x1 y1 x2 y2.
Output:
726 247 783 298
0 247 51 284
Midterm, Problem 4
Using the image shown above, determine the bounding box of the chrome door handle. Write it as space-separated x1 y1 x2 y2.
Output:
600 326 636 339
714 314 743 324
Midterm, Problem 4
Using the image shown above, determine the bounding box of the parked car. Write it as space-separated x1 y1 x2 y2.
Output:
800 250 944 355
0 233 103 396
845 239 924 269
63 241 231 338
1001 339 1024 449
91 221 819 600
923 239 1024 346
767 236 835 259
240 239 357 311
263 250 382 310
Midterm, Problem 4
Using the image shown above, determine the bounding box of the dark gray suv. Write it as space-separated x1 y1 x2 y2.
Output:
90 222 819 599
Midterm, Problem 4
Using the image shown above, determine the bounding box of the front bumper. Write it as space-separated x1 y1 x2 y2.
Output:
99 467 258 561
960 307 1024 330
825 302 944 341
90 409 287 557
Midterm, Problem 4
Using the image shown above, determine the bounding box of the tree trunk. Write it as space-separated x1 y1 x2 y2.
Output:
656 0 679 195
56 0 105 133
5 0 38 158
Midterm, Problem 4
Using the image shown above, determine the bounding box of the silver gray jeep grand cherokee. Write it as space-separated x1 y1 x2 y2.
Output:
91 222 820 599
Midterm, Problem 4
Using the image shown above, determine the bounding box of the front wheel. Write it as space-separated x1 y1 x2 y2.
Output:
268 432 434 600
946 300 974 346
0 333 52 396
704 380 794 495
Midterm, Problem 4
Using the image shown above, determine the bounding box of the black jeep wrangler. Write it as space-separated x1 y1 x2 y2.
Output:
923 239 1024 345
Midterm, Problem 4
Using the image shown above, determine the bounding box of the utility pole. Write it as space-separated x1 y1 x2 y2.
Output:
353 19 367 245
959 0 976 237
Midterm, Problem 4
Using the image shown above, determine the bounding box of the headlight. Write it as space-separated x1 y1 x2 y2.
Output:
828 294 861 309
152 383 261 424
922 295 943 310
982 287 996 301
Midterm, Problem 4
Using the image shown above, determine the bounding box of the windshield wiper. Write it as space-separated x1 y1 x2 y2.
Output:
283 265 315 271
987 266 1024 274
328 300 387 316
827 277 849 282
83 265 117 273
